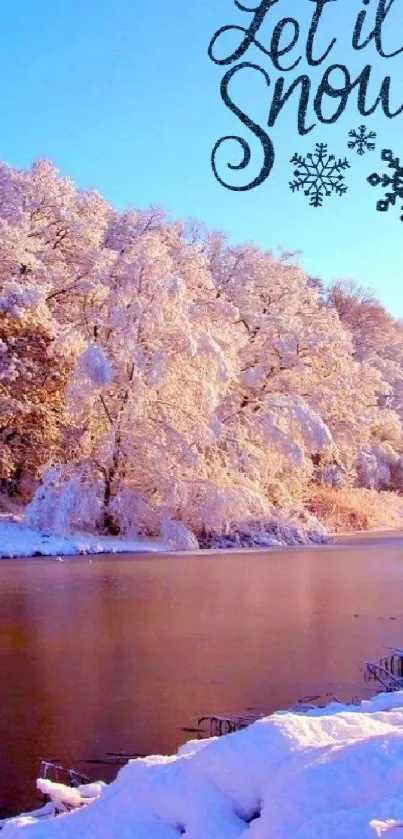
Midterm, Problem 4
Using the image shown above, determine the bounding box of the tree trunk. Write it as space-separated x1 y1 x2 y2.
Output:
102 430 122 535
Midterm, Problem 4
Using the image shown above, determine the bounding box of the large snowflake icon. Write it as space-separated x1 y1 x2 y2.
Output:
347 125 376 155
289 143 350 207
367 149 403 221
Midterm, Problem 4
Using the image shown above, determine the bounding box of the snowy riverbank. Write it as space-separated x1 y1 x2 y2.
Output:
0 510 333 559
0 516 168 558
3 691 403 837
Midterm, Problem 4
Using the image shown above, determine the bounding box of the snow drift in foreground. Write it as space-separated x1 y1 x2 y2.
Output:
0 517 168 558
4 693 403 838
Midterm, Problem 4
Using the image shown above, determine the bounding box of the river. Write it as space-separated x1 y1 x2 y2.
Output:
0 534 402 817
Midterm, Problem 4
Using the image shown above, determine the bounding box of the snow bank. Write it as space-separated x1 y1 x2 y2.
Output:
0 517 168 558
4 692 403 837
198 511 332 549
0 510 332 558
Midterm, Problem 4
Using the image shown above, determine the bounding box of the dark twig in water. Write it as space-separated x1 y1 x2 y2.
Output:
364 650 403 691
82 754 147 766
40 761 90 788
197 714 261 737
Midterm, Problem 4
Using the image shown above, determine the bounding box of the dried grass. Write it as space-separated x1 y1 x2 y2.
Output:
308 487 403 532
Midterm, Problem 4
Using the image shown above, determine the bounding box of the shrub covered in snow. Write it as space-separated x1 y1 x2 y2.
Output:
24 465 105 536
357 444 403 492
161 517 200 551
198 509 331 549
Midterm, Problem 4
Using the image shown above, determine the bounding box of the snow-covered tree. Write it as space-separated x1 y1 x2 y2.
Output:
0 159 401 541
200 236 384 483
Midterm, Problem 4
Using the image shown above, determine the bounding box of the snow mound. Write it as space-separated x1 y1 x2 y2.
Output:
4 692 403 837
0 517 168 558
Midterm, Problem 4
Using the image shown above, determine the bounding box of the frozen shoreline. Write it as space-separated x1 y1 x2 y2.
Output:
1 515 403 560
0 513 329 559
0 516 169 559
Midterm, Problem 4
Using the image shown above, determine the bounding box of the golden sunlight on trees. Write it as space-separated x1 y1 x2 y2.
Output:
0 159 402 543
0 309 70 496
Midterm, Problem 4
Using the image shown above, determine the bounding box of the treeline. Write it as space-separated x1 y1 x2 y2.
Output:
0 160 402 544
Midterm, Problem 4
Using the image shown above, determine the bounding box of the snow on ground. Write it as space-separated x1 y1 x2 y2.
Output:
0 516 168 558
0 512 333 559
4 692 403 837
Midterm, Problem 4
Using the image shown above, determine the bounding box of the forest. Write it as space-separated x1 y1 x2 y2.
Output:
1 158 402 549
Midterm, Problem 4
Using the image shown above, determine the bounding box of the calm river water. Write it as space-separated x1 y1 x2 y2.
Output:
1 535 403 817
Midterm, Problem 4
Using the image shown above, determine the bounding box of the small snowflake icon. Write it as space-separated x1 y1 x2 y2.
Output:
289 143 350 207
367 149 403 221
348 125 376 156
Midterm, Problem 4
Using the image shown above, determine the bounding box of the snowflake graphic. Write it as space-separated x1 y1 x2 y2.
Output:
347 125 376 155
367 149 403 221
289 143 350 208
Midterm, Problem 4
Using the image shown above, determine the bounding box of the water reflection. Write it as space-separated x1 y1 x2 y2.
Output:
0 542 402 816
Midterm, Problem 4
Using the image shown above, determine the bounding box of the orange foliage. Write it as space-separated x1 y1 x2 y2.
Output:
0 312 70 496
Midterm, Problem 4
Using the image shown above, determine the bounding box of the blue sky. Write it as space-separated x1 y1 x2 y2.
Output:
0 0 402 314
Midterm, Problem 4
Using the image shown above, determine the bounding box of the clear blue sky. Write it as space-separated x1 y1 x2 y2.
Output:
0 0 402 314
